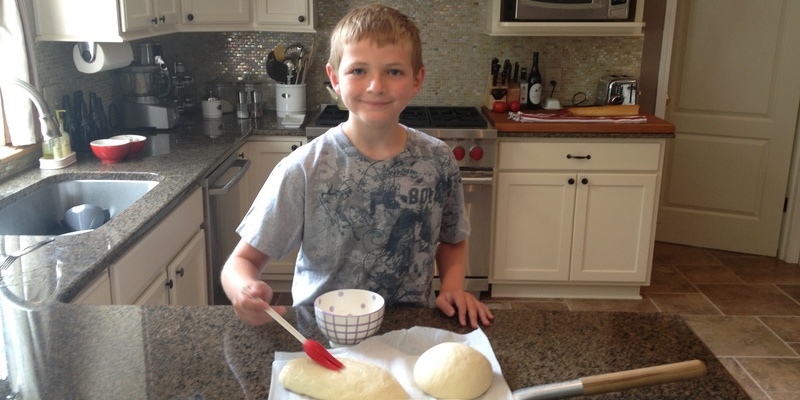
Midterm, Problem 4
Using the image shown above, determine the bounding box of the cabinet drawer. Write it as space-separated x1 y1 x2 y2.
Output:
499 141 662 171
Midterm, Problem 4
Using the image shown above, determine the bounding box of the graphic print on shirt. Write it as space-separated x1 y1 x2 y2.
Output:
317 145 454 304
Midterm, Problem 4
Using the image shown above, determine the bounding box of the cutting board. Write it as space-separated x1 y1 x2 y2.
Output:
485 108 675 135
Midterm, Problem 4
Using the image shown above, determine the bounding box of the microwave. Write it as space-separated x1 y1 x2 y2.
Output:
504 0 633 22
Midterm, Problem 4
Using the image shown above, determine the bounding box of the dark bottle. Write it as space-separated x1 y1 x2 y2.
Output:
527 52 543 110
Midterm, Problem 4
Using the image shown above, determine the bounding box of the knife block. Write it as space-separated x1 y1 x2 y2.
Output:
485 75 507 109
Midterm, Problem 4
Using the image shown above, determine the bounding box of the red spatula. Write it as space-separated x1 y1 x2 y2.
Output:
243 288 344 371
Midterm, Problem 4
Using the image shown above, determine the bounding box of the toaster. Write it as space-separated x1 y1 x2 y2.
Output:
595 75 639 105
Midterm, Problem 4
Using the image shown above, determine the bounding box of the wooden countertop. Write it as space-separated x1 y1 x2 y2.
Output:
485 108 675 136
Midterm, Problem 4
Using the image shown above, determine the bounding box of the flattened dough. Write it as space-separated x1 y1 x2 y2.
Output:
279 357 408 400
413 342 493 399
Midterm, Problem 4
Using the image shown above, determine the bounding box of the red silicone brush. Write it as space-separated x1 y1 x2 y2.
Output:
243 288 344 371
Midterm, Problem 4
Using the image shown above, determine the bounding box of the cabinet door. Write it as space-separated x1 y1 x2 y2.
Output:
155 0 180 28
121 0 157 33
181 0 251 24
71 270 112 305
255 0 312 30
570 173 657 283
243 139 304 278
135 271 171 306
493 172 576 281
168 230 209 305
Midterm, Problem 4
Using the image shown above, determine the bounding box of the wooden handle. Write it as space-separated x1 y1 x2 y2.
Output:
581 360 707 395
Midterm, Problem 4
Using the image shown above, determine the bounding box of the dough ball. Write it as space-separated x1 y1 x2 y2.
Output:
279 357 408 400
413 342 493 399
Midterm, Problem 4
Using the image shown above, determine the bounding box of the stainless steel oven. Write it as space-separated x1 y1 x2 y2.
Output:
306 106 497 294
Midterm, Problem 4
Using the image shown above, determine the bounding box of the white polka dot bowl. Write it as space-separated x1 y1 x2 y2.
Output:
314 289 385 345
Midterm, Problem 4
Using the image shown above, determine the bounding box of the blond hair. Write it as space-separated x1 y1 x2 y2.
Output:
328 3 423 75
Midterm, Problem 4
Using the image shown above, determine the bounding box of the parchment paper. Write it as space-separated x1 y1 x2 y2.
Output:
268 326 513 399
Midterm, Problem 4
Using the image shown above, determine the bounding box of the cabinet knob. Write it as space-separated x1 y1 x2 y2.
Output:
238 152 245 159
159 15 166 23
187 13 195 22
291 145 299 151
176 268 184 277
298 15 306 22
581 178 589 185
568 178 575 185
166 279 174 289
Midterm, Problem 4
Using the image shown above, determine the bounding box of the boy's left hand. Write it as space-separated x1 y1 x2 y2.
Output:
435 290 494 328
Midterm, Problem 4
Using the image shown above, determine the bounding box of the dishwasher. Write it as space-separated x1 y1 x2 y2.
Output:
203 150 251 305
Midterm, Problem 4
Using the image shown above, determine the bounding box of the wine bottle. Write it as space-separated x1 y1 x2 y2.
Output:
527 52 543 110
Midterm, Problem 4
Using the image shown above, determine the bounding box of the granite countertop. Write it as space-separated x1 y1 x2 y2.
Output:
0 113 305 302
3 305 748 399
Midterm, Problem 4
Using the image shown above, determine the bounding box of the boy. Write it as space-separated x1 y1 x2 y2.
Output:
221 3 493 328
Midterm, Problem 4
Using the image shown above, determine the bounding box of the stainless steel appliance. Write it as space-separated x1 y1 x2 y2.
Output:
306 106 497 294
594 75 639 105
119 45 178 129
203 151 252 305
503 0 632 21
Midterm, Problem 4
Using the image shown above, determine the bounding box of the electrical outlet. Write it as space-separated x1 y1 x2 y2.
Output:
545 68 562 89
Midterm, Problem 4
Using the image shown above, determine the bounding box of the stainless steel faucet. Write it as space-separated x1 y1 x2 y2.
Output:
1 78 61 140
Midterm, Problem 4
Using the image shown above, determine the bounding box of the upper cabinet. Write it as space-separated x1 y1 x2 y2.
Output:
33 0 315 42
180 0 252 30
255 0 315 32
485 0 646 37
34 0 179 42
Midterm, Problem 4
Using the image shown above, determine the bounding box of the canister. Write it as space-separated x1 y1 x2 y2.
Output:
206 80 235 113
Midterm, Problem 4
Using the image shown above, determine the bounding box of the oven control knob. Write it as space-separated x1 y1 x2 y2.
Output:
469 146 484 161
453 146 466 161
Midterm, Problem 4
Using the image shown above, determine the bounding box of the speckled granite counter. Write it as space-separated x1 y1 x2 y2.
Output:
0 113 305 302
1 305 747 399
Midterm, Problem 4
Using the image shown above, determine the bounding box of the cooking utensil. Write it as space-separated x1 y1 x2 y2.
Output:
242 287 344 371
274 44 285 62
512 359 707 400
284 60 296 84
299 38 315 85
0 238 55 271
266 51 289 84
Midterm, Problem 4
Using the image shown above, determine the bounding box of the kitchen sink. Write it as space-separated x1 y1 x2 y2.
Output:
0 176 159 236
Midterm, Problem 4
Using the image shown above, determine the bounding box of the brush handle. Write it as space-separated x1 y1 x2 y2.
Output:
243 287 307 344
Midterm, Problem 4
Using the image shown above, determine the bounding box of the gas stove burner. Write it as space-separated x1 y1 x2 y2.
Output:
428 107 488 128
399 106 428 127
314 106 349 126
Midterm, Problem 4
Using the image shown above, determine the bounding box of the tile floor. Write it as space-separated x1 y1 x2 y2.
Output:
272 241 800 399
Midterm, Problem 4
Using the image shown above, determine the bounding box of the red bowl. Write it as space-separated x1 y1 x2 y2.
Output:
110 134 147 158
90 139 130 163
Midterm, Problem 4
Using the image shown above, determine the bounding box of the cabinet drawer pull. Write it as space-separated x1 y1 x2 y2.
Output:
566 154 591 160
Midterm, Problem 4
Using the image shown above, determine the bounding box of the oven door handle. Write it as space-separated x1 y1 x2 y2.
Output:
461 176 493 184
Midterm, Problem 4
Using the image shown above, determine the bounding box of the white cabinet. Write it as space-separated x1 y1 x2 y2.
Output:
34 0 314 41
71 270 112 305
33 0 178 42
180 0 252 29
255 0 315 32
491 139 665 299
122 0 180 34
484 0 646 37
110 188 208 305
242 137 305 292
134 230 208 305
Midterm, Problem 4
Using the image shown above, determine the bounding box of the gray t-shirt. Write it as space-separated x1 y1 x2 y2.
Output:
237 125 470 307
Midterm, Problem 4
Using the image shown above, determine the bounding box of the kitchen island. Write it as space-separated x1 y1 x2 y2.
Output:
2 305 747 399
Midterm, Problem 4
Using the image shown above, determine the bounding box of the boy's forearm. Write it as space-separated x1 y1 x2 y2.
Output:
435 240 468 291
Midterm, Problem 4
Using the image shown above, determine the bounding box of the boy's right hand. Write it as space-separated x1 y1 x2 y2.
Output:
233 280 287 326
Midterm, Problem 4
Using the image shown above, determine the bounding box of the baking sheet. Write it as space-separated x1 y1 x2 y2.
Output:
268 326 513 399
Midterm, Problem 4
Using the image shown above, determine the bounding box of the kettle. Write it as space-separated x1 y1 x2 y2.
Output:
324 82 347 110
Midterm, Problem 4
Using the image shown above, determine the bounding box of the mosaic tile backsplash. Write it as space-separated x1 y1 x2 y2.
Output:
34 0 643 116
